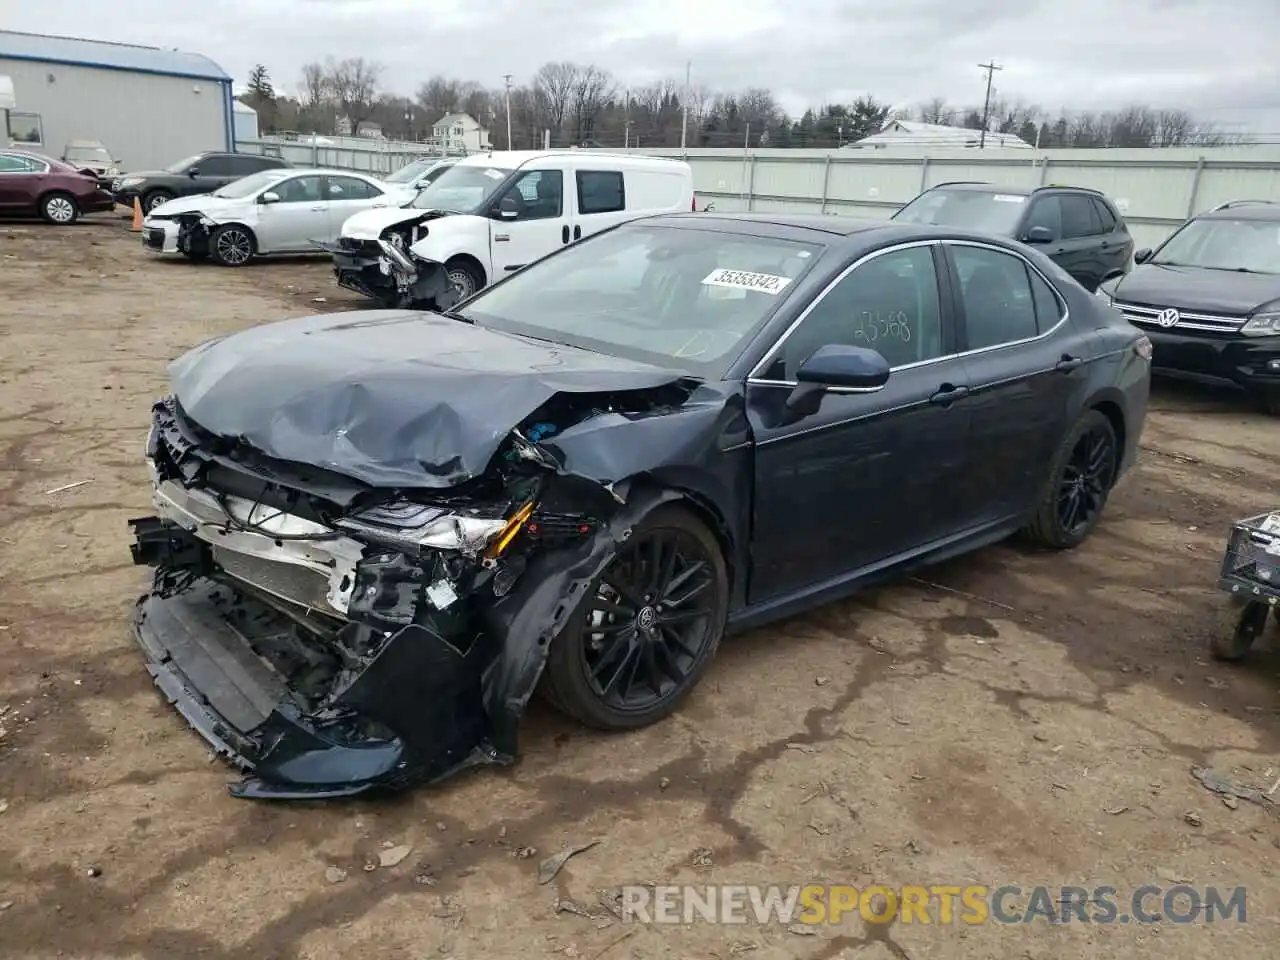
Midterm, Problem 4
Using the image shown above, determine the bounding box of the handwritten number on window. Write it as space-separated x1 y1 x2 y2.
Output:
853 310 912 344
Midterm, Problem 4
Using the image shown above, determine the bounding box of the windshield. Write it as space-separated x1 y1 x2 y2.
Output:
212 170 291 199
411 163 513 211
386 158 441 183
165 154 204 174
459 223 824 377
893 188 1028 234
1152 217 1280 274
65 145 112 163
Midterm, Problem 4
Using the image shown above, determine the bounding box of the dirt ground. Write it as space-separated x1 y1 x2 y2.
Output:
1 213 1278 960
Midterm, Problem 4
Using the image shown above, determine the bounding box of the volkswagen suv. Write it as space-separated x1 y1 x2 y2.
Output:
1097 199 1280 415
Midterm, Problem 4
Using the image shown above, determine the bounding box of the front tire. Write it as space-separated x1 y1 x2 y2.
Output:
143 190 173 213
209 224 255 267
541 505 729 730
445 258 483 301
40 192 80 225
1024 409 1119 549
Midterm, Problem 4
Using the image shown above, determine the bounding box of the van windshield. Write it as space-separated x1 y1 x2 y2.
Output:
411 164 513 212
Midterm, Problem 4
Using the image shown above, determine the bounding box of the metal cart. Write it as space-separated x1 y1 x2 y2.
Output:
1213 510 1280 660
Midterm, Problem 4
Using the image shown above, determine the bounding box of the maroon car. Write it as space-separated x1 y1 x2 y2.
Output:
0 149 116 225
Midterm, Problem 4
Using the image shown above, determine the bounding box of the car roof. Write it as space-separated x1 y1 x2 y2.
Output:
1198 201 1280 223
923 181 1107 198
455 150 688 170
2 148 61 164
642 211 916 241
270 168 383 178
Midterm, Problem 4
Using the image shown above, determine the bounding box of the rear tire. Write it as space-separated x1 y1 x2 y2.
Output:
209 224 255 267
541 504 729 730
1210 602 1269 661
39 192 80 225
1024 409 1119 549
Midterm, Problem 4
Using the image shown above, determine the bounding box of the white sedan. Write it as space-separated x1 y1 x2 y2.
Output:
141 168 418 267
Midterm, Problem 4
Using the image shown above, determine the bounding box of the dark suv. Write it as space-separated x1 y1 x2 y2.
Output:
893 182 1134 291
112 151 291 212
1098 200 1280 415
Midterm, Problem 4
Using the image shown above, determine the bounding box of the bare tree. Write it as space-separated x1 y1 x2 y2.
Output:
916 97 956 125
324 56 383 132
570 65 614 144
534 62 579 138
299 62 328 107
415 75 462 120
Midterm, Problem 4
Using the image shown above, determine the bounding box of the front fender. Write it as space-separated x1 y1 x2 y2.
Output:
408 215 493 274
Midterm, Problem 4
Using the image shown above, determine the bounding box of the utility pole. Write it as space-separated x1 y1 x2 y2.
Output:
624 87 632 149
680 60 691 151
977 59 1002 148
503 74 513 150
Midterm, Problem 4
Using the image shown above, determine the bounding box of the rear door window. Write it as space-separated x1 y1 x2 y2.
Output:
1061 195 1104 238
577 170 626 214
1091 197 1118 232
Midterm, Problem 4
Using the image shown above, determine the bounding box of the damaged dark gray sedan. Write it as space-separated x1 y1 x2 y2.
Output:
129 213 1151 800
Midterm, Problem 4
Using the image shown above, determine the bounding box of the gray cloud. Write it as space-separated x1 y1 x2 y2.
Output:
3 0 1277 132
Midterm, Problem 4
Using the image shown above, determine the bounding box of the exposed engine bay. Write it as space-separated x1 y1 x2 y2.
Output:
324 210 459 310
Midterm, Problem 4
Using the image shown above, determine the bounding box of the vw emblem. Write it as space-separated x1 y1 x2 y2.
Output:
1156 308 1180 328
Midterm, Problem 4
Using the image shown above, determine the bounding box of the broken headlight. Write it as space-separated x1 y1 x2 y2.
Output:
337 501 508 556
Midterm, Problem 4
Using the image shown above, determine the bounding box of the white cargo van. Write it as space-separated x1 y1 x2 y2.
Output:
327 150 695 310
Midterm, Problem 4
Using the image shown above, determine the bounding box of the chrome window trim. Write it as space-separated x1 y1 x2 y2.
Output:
747 239 941 381
746 238 1072 387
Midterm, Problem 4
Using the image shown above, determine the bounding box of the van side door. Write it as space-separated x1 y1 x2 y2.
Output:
569 168 628 243
488 166 571 277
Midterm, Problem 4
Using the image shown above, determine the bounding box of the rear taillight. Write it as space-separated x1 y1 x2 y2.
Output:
1134 335 1152 361
692 195 697 212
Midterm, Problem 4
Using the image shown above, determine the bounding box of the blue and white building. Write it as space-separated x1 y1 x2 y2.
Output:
0 30 233 170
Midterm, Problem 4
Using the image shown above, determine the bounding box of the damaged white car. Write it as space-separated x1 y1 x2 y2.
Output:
324 150 695 310
141 169 417 266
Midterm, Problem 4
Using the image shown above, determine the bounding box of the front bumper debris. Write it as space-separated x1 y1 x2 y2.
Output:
132 577 492 799
128 396 688 800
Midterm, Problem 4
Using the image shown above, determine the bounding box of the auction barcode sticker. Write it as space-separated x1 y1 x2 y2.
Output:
993 194 1026 203
701 268 793 295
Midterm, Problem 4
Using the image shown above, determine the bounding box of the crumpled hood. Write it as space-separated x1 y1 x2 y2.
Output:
147 193 223 218
1113 263 1280 315
169 309 691 488
341 206 450 240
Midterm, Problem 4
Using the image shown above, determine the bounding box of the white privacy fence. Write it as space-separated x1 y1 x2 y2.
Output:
236 137 1280 248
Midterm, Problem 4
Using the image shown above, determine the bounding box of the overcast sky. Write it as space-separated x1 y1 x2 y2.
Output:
3 0 1278 134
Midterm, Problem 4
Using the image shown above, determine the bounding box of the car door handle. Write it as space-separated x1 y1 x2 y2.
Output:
929 383 969 405
561 225 570 244
1055 354 1084 372
310 205 326 212
573 224 582 240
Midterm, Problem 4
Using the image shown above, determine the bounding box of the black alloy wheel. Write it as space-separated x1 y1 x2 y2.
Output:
1025 409 1119 549
1057 423 1118 537
542 506 728 729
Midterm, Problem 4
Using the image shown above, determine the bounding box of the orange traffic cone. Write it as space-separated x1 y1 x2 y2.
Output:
130 197 143 232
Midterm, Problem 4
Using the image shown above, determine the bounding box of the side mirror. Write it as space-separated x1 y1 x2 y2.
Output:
259 191 280 205
1134 247 1153 264
187 166 200 178
1024 225 1054 244
496 196 519 219
787 344 890 411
